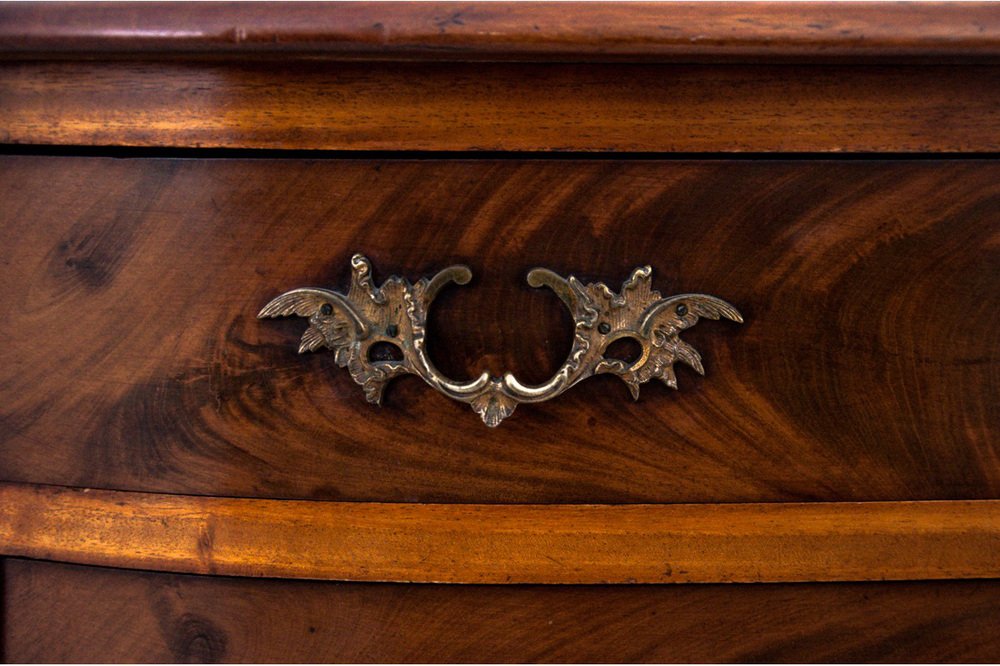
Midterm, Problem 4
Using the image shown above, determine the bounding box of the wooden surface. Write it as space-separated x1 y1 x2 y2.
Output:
6 558 1000 662
4 6 999 663
1 156 998 504
3 2 1000 62
4 61 1000 152
2 482 1000 584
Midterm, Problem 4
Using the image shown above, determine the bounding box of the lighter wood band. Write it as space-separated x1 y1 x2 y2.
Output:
1 482 999 584
6 62 1000 154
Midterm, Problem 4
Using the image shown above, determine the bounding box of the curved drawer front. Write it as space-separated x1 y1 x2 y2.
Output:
1 155 998 504
8 558 1000 663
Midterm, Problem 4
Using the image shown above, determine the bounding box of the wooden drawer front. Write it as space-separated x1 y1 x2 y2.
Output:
5 558 1000 663
1 155 998 504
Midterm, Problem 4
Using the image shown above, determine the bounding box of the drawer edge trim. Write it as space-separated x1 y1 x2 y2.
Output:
1 482 998 584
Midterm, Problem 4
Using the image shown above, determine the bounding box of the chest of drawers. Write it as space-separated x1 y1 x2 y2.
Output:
1 2 1000 662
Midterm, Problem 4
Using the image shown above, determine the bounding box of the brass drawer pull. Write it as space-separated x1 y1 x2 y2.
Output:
259 254 742 427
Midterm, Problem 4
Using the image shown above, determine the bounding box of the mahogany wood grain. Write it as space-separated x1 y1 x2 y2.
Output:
3 482 1000 584
4 61 1000 152
6 558 1000 662
3 6 999 663
3 2 1000 62
1 156 998 504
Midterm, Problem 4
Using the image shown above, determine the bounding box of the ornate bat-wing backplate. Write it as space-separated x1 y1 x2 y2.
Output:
259 254 742 427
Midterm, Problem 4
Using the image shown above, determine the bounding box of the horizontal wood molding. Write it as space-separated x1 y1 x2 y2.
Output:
2 2 1000 62
2 482 999 584
4 61 1000 152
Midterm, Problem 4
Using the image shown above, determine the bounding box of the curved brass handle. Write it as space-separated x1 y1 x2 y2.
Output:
259 254 742 427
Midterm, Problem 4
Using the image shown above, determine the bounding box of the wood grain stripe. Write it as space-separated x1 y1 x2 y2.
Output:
2 482 998 584
4 61 999 152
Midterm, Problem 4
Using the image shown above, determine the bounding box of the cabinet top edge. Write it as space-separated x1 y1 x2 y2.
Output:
3 1 1000 63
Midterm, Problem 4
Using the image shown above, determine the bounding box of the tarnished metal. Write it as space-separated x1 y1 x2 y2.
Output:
258 254 742 427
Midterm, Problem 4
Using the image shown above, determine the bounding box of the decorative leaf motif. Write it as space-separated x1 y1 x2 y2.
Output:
347 356 408 406
259 255 741 427
552 269 742 399
470 389 518 428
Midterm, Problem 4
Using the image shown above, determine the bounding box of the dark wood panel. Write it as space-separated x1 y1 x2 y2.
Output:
1 156 998 503
4 61 1000 151
5 558 1000 663
3 2 1000 62
7 483 1000 584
